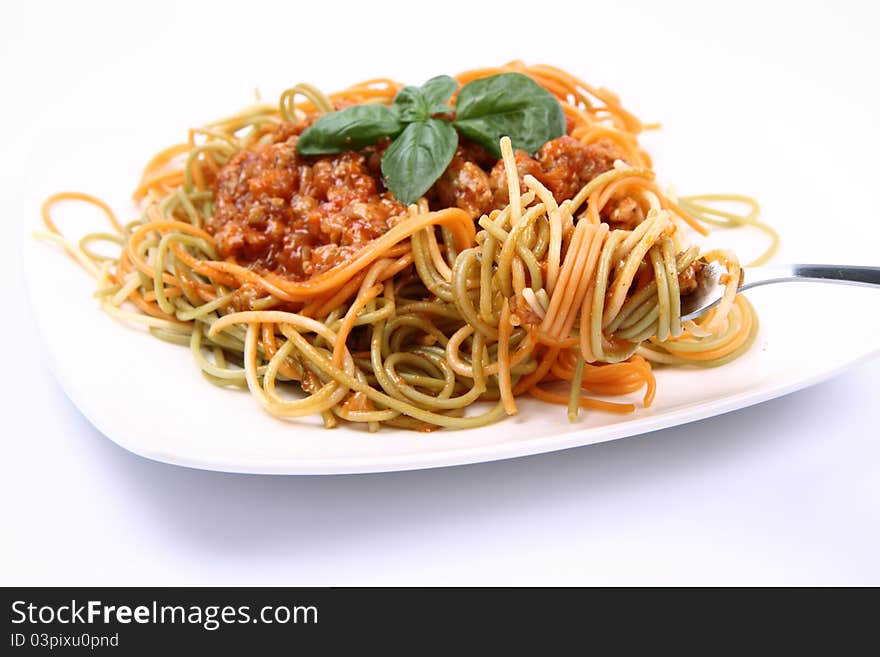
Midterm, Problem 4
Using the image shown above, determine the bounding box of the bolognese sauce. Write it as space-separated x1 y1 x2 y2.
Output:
208 122 628 281
209 125 405 280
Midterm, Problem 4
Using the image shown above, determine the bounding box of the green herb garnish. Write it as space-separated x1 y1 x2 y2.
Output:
296 73 565 205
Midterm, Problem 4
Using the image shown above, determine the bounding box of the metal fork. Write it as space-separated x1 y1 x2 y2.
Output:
680 263 880 322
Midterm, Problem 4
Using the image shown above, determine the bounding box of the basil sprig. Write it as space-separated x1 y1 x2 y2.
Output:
297 72 565 205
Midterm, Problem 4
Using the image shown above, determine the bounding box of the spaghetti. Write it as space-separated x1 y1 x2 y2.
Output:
39 62 767 431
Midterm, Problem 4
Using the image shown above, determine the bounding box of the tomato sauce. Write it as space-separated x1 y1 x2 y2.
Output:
209 125 404 280
208 122 625 281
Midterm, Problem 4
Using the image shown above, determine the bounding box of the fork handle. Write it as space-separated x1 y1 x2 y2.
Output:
793 264 880 286
742 264 880 290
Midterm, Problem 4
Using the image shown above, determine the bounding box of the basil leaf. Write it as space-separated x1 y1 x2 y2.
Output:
381 119 458 205
393 75 459 123
297 105 403 155
392 86 430 123
419 75 458 107
453 72 565 157
429 102 455 116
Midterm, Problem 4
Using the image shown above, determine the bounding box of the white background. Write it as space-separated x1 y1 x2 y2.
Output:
2 0 879 585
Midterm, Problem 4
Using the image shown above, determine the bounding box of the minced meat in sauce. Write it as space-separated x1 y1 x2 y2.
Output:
209 124 404 280
678 260 705 296
208 122 627 281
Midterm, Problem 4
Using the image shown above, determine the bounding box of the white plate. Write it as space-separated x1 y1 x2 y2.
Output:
24 219 880 474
